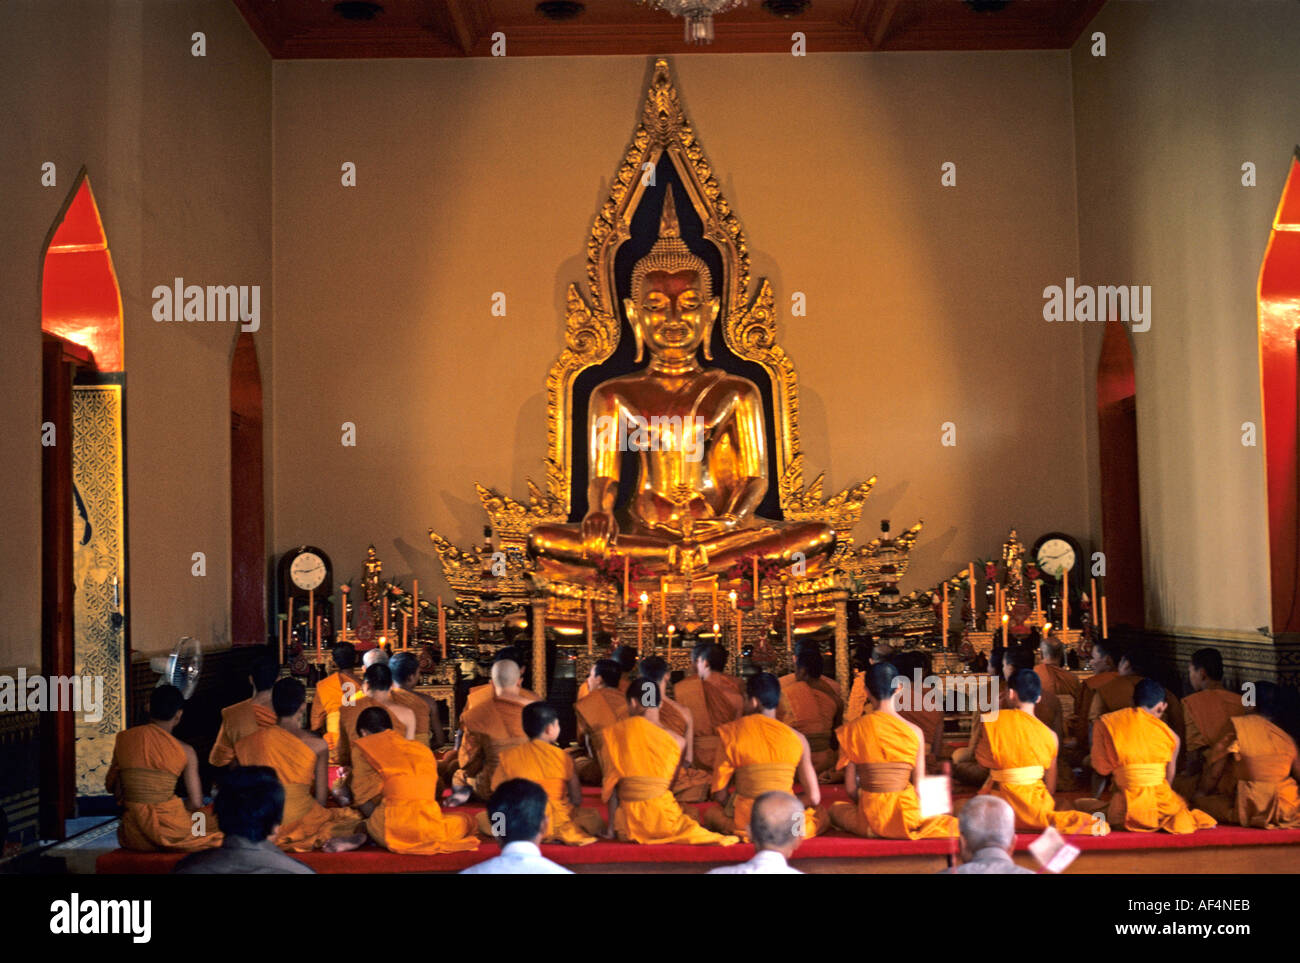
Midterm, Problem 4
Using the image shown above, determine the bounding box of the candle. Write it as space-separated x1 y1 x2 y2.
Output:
402 612 409 650
309 588 315 639
752 557 760 600
1062 568 1069 631
279 613 286 664
1101 594 1109 639
586 594 594 655
1001 611 1008 645
969 561 977 616
437 597 446 658
623 555 630 606
786 593 793 651
729 589 737 611
413 579 419 628
638 592 648 652
941 581 949 649
1035 579 1042 616
712 622 720 637
382 592 389 635
339 585 349 640
315 615 322 657
660 578 667 621
712 583 718 623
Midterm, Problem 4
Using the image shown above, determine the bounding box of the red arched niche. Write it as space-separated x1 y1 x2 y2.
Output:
42 173 123 371
231 331 266 646
1258 148 1300 636
1097 323 1145 629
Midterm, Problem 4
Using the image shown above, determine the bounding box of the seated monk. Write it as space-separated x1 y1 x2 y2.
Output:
577 644 636 700
1035 635 1082 707
310 642 361 764
779 649 843 780
476 702 605 845
639 654 712 802
844 639 884 724
233 678 365 853
972 669 1102 835
674 642 744 772
450 658 536 803
336 663 416 765
467 647 540 710
830 663 958 839
1073 638 1120 746
892 649 946 769
389 652 446 748
107 685 223 852
1090 650 1185 759
209 654 279 768
572 659 630 785
600 678 739 845
1079 678 1215 834
345 707 479 854
1177 647 1249 798
702 672 828 840
1195 681 1300 828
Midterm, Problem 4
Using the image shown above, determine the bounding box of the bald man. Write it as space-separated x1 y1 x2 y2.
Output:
450 657 536 803
707 791 807 874
335 663 416 765
362 647 389 669
940 795 1033 874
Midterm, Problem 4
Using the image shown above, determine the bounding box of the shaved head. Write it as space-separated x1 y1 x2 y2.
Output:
363 647 389 668
749 791 804 853
491 658 521 689
959 795 1016 853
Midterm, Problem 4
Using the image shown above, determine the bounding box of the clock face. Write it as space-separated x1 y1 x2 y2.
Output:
289 552 327 591
1036 538 1076 578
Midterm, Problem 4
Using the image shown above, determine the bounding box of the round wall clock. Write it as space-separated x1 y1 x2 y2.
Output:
1031 532 1081 581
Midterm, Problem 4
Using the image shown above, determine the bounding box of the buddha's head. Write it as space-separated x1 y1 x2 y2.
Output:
624 190 720 365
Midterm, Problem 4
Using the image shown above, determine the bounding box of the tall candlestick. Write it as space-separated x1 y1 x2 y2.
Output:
402 612 410 650
1062 568 1069 631
279 614 286 665
623 556 630 606
660 578 667 621
785 592 793 651
339 585 349 640
1034 579 1042 616
382 592 389 635
638 592 648 652
586 594 594 655
437 597 447 658
1001 611 1009 645
729 589 737 611
752 557 760 601
712 583 718 623
1101 594 1109 639
309 588 315 640
315 615 322 657
413 579 419 628
941 581 949 648
969 562 977 618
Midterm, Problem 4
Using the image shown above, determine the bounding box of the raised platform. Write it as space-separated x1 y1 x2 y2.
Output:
92 787 1300 874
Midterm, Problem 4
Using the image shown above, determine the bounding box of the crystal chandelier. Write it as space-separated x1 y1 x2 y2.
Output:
639 1 749 44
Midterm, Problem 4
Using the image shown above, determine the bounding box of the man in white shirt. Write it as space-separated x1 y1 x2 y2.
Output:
939 795 1035 875
707 791 805 874
460 778 572 875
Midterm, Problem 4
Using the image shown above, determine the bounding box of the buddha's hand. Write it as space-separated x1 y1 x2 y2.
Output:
688 514 741 540
580 510 618 556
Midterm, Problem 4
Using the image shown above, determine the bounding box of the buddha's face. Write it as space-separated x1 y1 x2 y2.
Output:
628 269 719 362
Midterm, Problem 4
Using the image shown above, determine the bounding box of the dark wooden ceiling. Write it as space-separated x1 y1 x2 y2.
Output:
233 0 1108 58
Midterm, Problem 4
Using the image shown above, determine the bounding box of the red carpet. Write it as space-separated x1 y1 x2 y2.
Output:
93 784 1300 874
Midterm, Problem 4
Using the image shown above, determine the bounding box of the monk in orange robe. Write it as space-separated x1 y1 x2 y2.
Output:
1178 647 1248 796
702 672 828 839
1035 636 1082 707
346 707 479 853
389 651 446 747
451 657 535 802
576 644 636 701
675 642 745 773
310 642 362 763
209 655 279 767
1089 650 1185 756
572 659 630 785
466 647 541 709
778 649 842 780
477 701 605 844
106 685 222 852
845 642 896 723
891 650 947 769
831 663 958 839
234 678 365 852
972 669 1102 835
336 662 417 765
639 655 713 802
600 678 739 845
1083 678 1216 833
1195 682 1300 828
1074 639 1120 744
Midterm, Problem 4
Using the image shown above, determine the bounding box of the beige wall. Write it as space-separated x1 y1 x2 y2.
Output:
272 52 1089 599
0 0 271 669
1072 0 1299 635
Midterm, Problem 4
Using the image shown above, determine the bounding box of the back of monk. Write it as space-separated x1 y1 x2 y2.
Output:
108 724 223 852
830 712 957 839
976 709 1099 834
1094 676 1185 748
480 739 605 845
1183 688 1249 757
311 671 359 763
1091 707 1215 833
576 675 629 700
1074 670 1118 741
845 671 869 723
337 697 403 766
209 697 277 767
900 706 944 764
572 687 628 784
458 696 530 800
235 726 362 851
600 716 738 845
704 714 827 840
1032 689 1064 736
390 687 434 745
674 675 743 770
1210 714 1300 829
652 698 713 803
353 729 478 853
467 683 539 710
1035 663 1082 701
780 679 839 775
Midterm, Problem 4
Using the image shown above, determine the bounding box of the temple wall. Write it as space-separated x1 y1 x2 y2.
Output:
0 0 272 674
1071 0 1299 638
271 51 1089 601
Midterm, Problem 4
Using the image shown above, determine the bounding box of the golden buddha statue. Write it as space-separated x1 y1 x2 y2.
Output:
527 191 834 578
